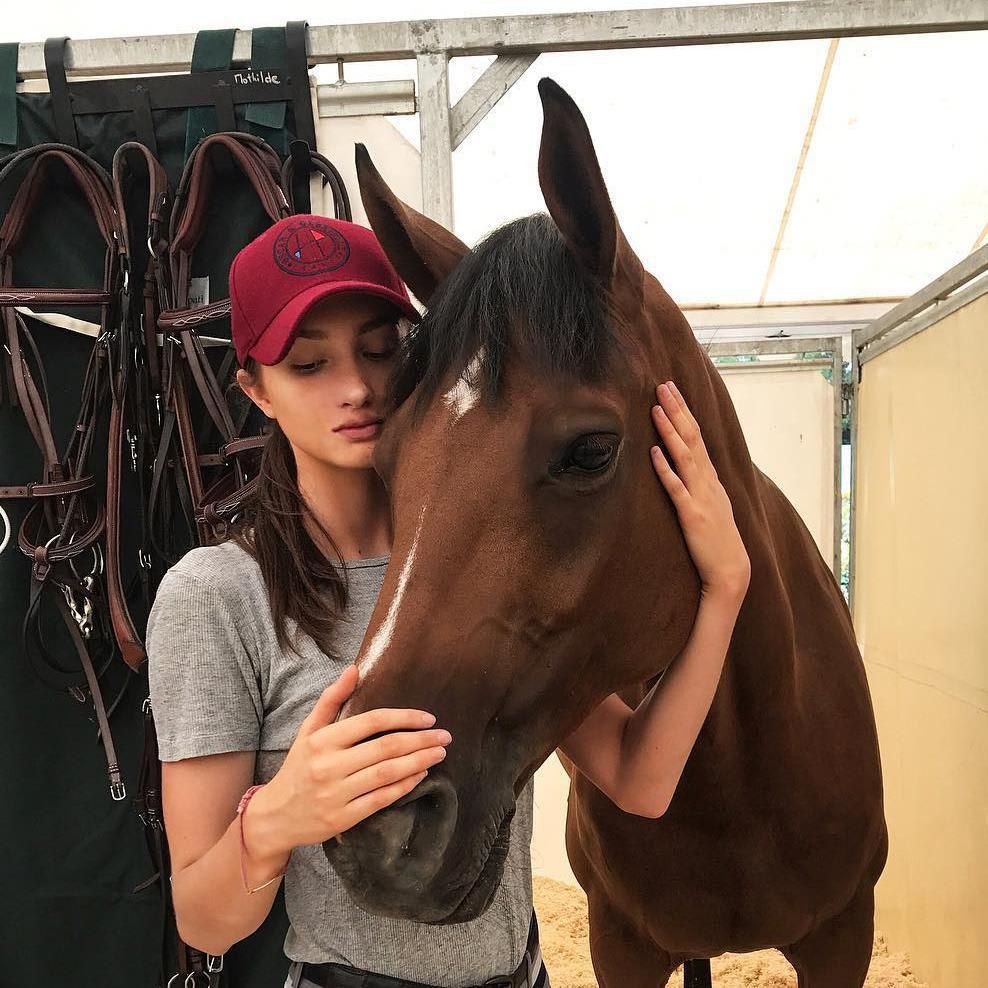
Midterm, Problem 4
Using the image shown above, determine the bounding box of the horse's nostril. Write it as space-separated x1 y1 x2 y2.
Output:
370 774 459 882
393 773 449 810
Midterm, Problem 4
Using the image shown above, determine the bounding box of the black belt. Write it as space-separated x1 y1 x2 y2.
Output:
297 912 544 988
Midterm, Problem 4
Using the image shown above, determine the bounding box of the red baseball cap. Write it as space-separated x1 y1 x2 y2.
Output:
230 214 420 366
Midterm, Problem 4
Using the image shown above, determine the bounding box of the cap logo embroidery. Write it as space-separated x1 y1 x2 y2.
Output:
273 221 350 276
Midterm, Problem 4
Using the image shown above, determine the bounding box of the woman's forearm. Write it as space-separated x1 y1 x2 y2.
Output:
617 586 744 816
170 790 291 956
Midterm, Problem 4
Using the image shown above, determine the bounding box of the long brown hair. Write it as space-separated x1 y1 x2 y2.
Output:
228 356 350 657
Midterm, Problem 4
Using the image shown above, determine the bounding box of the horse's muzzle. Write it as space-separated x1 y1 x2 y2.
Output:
324 773 461 918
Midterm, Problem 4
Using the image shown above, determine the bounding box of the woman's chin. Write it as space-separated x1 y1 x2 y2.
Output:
327 441 379 471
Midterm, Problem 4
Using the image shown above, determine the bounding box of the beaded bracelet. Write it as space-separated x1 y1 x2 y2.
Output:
236 784 288 894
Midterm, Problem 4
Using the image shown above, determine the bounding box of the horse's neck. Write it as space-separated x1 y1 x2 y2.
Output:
687 359 803 748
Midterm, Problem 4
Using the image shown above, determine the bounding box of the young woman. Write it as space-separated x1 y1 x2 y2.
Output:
146 215 750 988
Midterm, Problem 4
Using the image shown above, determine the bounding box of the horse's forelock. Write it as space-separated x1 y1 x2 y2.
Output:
386 213 616 416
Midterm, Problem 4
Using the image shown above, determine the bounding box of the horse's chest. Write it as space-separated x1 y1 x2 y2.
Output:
566 775 858 953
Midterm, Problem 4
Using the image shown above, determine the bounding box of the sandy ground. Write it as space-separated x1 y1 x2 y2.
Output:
533 876 927 988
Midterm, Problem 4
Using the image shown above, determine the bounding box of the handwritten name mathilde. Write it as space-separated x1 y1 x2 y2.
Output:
234 70 281 85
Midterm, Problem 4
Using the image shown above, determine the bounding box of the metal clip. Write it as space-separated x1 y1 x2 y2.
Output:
206 955 224 974
61 575 96 638
110 780 127 801
127 429 138 472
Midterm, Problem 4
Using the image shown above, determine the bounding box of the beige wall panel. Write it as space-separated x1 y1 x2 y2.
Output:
721 365 836 564
533 757 578 885
853 290 988 988
313 110 423 228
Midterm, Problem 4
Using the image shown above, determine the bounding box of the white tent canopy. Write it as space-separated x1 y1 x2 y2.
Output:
344 28 988 314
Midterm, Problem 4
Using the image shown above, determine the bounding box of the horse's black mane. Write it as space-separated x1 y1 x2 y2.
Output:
388 213 614 413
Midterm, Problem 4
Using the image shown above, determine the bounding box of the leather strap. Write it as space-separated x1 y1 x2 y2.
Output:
106 141 174 671
0 476 95 499
0 141 134 800
0 42 18 149
53 591 127 801
43 38 79 147
160 131 288 543
285 21 317 150
245 26 288 133
127 84 158 157
282 144 351 220
184 28 237 157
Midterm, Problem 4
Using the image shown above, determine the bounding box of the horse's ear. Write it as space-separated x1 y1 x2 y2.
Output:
537 78 639 288
355 144 469 305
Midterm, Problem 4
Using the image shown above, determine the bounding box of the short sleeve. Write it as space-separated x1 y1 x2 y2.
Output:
146 567 263 761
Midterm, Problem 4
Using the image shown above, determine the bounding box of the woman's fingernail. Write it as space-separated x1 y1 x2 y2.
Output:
437 730 452 744
421 713 437 726
434 747 447 760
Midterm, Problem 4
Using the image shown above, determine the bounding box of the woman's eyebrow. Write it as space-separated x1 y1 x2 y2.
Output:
357 315 398 335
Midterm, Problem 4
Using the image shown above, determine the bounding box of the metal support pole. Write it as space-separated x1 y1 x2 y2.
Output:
832 341 844 582
848 341 860 618
416 51 454 229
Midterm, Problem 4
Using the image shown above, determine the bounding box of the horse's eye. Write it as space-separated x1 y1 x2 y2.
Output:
553 434 620 476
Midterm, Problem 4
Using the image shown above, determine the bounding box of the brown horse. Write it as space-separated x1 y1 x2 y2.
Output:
326 78 887 988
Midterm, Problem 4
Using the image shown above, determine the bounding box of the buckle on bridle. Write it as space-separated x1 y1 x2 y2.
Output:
110 780 127 801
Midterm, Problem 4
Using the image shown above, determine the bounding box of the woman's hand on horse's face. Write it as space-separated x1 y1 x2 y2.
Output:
252 666 452 854
650 381 751 601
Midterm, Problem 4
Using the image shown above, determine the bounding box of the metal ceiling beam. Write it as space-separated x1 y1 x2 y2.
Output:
13 1 988 78
316 81 416 119
685 299 900 330
853 243 988 351
451 55 539 151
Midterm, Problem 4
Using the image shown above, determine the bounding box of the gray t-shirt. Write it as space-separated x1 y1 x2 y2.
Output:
146 539 535 986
